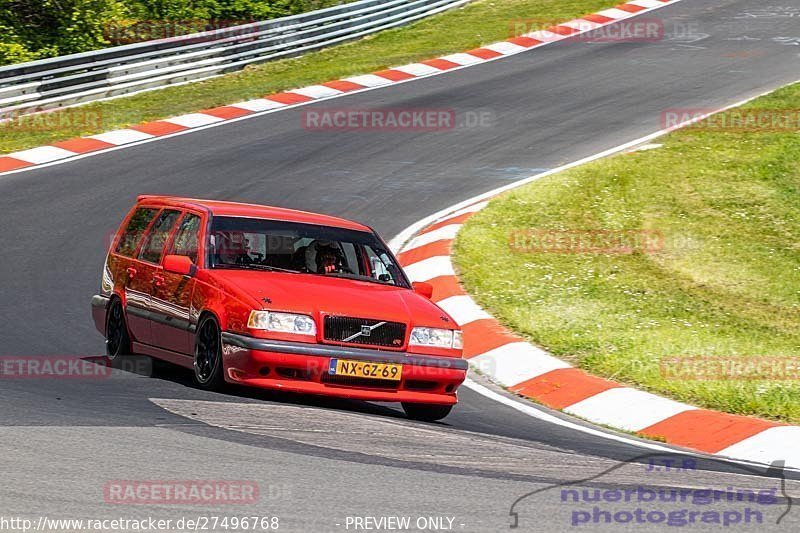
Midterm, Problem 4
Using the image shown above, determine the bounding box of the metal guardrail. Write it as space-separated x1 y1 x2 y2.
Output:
0 0 470 118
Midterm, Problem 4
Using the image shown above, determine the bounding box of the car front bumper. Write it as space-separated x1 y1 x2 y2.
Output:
91 294 110 334
221 332 468 404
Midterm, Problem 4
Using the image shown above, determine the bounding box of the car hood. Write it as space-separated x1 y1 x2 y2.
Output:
205 269 455 327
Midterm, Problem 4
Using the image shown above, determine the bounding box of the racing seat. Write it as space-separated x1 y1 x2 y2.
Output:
292 246 309 271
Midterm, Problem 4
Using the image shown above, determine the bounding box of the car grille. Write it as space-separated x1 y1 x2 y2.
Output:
323 316 406 348
321 373 400 389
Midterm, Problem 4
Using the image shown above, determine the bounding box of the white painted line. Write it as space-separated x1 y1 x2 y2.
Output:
436 294 492 326
560 19 604 31
88 129 154 145
342 74 393 88
403 224 460 251
629 0 664 8
164 113 224 128
291 85 343 99
596 8 635 19
228 99 286 112
402 255 454 282
483 42 527 55
526 30 565 43
392 63 441 76
564 388 696 432
463 379 678 453
432 201 489 224
439 53 483 66
629 143 663 152
9 146 76 164
470 342 570 386
718 427 800 470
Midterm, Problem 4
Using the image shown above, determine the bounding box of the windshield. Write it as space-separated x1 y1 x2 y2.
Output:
208 216 409 288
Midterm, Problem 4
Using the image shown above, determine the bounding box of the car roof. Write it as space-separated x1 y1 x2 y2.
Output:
136 195 371 232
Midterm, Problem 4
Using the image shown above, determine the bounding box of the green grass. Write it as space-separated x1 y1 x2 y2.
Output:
453 82 800 424
0 0 620 154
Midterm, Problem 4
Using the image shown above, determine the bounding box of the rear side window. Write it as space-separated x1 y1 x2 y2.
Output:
170 213 202 264
138 210 181 264
115 207 158 257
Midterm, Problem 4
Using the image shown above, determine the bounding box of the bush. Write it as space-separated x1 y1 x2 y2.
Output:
0 22 36 64
0 0 127 63
0 0 348 65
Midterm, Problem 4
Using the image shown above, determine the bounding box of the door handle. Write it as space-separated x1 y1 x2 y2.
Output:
126 267 137 279
153 274 165 287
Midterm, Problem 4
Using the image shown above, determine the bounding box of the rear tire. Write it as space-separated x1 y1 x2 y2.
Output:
193 315 225 390
401 402 453 422
105 299 131 360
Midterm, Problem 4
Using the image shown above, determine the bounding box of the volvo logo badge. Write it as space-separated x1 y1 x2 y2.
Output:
343 321 387 342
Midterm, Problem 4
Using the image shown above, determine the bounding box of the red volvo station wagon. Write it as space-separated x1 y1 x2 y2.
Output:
92 196 467 421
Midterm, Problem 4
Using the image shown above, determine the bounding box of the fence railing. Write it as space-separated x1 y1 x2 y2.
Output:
0 0 470 119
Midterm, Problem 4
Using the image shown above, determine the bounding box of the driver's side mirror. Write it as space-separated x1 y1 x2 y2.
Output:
412 281 434 299
163 255 196 277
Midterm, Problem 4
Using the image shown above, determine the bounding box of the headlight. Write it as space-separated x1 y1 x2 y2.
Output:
248 311 316 335
101 263 114 294
409 327 461 349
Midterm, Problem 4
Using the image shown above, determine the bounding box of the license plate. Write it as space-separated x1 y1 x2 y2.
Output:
328 359 402 381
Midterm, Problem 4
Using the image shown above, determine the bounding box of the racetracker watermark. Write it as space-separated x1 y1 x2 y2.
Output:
0 356 111 379
301 108 494 131
661 356 800 381
509 229 664 255
508 18 665 42
102 19 257 45
0 515 280 532
662 108 800 132
0 355 154 379
104 481 261 505
0 108 103 131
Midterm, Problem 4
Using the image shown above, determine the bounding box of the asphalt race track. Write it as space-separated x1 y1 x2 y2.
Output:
1 1 799 531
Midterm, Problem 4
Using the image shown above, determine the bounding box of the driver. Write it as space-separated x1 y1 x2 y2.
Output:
317 244 341 273
215 231 251 265
305 240 346 274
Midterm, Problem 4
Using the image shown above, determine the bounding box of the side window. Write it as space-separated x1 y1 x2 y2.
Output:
364 245 395 284
138 210 181 264
169 213 202 264
115 207 158 257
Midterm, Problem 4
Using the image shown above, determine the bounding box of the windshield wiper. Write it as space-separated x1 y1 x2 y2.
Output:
314 271 396 286
215 264 300 274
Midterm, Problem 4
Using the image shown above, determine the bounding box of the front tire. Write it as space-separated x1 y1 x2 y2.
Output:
105 299 131 359
401 402 453 422
193 315 225 390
